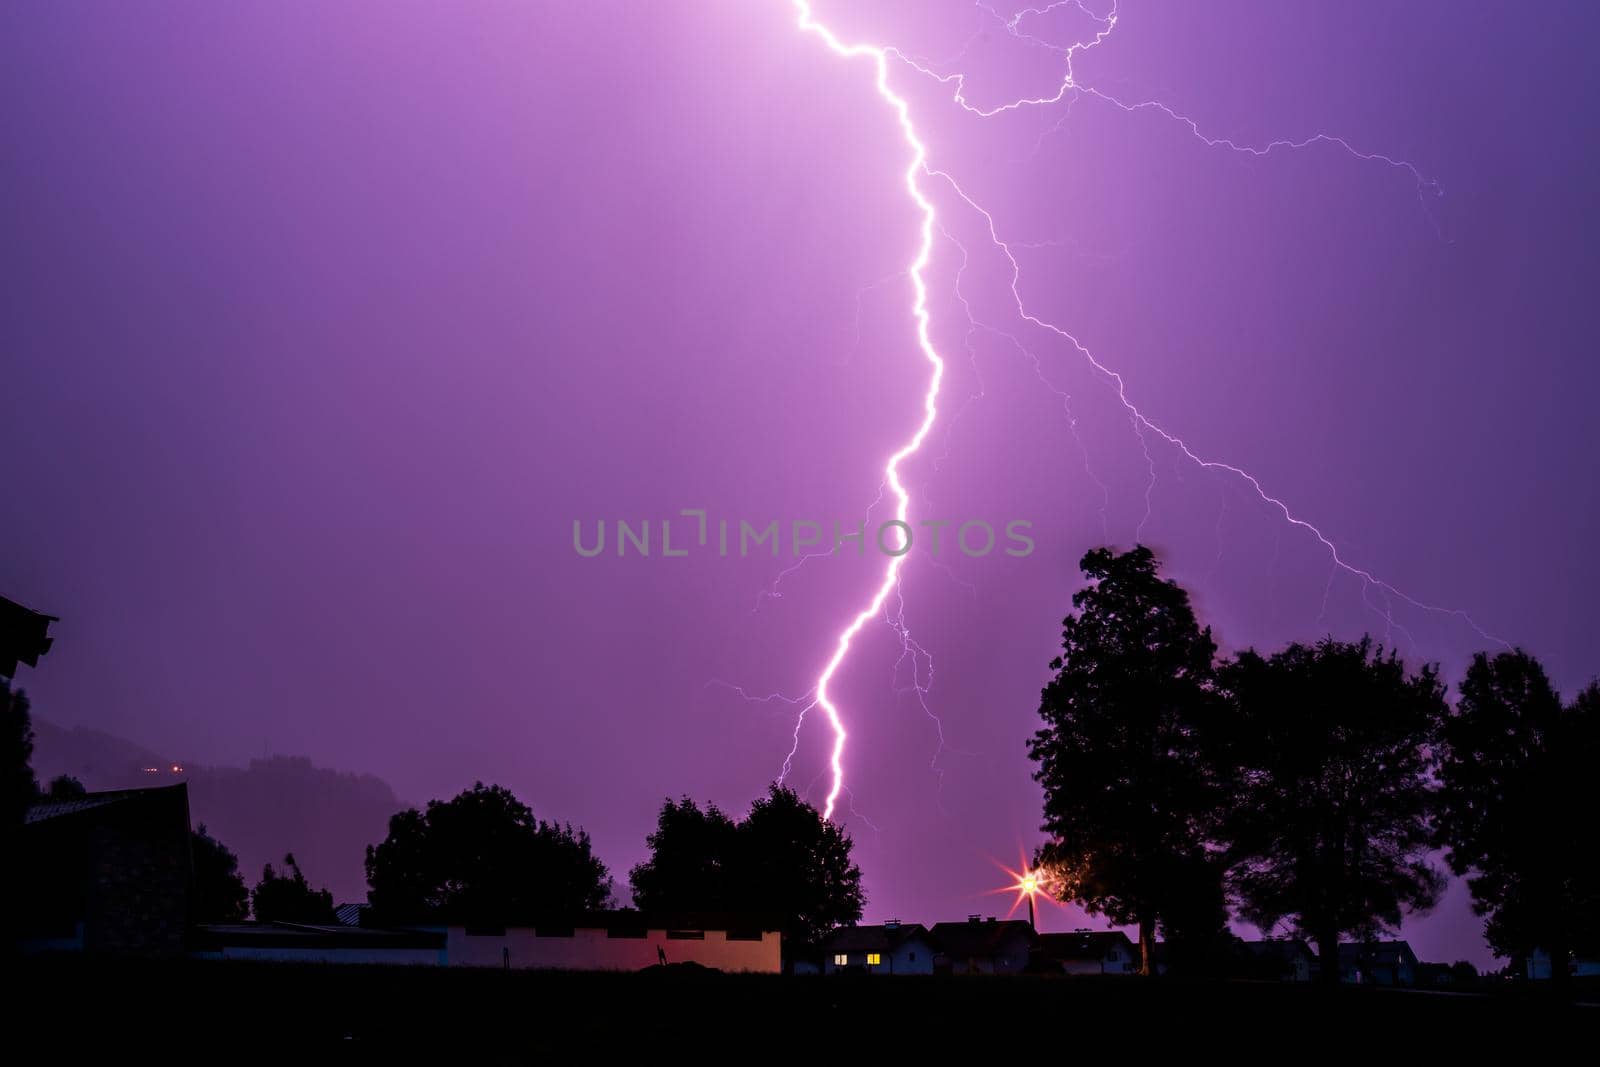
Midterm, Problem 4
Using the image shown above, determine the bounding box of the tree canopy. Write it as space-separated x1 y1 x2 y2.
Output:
191 823 250 923
1436 650 1600 979
252 852 336 924
4 681 37 827
1220 636 1446 982
1027 545 1224 974
365 782 611 924
629 784 864 948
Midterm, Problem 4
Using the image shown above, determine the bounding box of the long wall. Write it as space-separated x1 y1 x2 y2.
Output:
447 926 781 973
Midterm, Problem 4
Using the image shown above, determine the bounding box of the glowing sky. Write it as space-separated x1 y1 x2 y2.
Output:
4 1 1598 967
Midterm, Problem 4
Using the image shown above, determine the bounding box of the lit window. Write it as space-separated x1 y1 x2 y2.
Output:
867 953 882 966
833 954 848 966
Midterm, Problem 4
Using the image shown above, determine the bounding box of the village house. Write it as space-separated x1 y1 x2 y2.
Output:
1036 930 1138 975
19 783 192 957
819 920 937 974
929 916 1036 975
1339 941 1418 986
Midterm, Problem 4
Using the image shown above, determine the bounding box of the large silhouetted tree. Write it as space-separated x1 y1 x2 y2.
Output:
1027 545 1225 975
1220 636 1446 984
191 823 250 923
252 852 336 923
629 796 740 913
1436 650 1600 984
629 784 864 950
365 782 611 924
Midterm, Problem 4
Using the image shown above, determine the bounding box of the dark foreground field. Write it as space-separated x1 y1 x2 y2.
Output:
13 956 1596 1056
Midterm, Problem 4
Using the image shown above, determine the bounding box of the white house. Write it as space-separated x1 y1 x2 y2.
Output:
446 911 781 973
928 916 1037 975
1037 930 1137 975
1524 948 1600 980
820 921 937 975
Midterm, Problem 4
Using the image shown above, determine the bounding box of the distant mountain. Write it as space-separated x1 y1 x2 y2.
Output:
31 719 403 907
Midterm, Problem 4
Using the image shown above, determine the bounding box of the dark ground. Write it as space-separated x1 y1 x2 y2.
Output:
12 956 1596 1057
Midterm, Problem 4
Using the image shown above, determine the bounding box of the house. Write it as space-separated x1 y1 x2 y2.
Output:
446 911 781 973
193 921 446 965
1036 930 1137 975
1238 939 1317 982
18 783 192 957
820 920 937 975
1339 941 1418 986
929 916 1036 975
1522 949 1600 980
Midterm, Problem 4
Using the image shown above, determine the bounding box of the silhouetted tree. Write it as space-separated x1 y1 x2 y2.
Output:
43 774 84 799
252 852 336 923
629 796 740 912
1028 546 1225 975
4 681 38 826
191 823 250 922
1156 853 1234 976
629 784 864 950
365 782 611 924
1219 637 1446 984
1435 651 1600 984
739 785 864 948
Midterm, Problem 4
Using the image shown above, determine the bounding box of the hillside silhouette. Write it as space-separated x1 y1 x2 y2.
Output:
30 719 399 906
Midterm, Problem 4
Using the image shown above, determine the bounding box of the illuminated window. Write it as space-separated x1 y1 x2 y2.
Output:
866 953 882 966
833 954 848 966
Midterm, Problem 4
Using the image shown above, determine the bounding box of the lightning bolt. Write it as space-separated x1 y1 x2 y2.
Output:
791 1 947 821
787 0 1505 824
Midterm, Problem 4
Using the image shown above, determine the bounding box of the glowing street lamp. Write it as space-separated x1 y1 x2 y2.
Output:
1014 870 1043 929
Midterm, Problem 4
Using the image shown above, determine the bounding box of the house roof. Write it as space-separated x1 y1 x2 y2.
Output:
1038 931 1134 961
24 784 188 826
1338 941 1417 966
822 923 935 953
194 921 445 950
929 919 1036 958
1241 939 1315 962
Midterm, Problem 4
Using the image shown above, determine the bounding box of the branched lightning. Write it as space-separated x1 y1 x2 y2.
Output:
783 0 1504 825
791 1 947 821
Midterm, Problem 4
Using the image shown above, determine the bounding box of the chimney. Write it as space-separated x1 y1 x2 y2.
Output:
885 919 900 930
986 916 997 924
967 914 981 925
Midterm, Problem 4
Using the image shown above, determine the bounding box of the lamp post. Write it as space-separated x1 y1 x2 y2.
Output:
1019 872 1039 929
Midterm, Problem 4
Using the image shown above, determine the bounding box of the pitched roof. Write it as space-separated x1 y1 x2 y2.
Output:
24 784 188 825
929 919 1036 957
1241 939 1315 962
1338 941 1417 966
822 923 935 953
1038 930 1134 961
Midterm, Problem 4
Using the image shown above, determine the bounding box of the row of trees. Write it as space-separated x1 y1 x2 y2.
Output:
6 677 865 944
190 824 337 925
1031 546 1600 983
189 780 866 948
360 781 864 950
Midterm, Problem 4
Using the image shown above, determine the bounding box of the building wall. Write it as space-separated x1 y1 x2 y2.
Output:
941 936 1032 975
447 926 781 973
824 939 934 975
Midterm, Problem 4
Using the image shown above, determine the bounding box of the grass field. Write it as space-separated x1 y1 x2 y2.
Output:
15 956 1596 1056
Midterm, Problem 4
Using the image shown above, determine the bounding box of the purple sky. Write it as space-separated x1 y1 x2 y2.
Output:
4 2 1597 968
